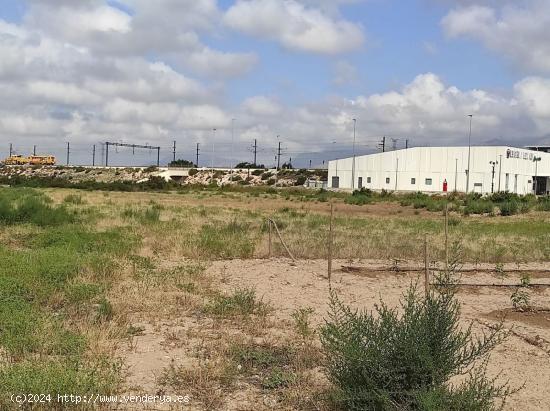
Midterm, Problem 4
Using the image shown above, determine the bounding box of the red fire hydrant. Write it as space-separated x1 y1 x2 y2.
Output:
443 179 448 193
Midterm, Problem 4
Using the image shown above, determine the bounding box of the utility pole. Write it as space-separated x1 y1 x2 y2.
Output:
156 146 160 167
352 118 357 190
309 159 312 169
466 114 473 193
277 140 281 170
405 139 409 149
66 142 70 166
231 118 235 174
253 139 258 166
196 143 200 167
92 145 96 166
211 128 216 172
172 140 176 163
33 145 36 156
9 143 12 157
105 142 109 167
378 136 386 152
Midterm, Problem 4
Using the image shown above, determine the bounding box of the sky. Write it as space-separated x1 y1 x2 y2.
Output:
0 0 549 167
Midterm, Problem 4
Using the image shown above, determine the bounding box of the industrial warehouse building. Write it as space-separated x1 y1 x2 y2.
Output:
328 146 550 195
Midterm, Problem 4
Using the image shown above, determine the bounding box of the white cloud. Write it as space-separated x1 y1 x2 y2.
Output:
242 96 282 116
23 0 257 79
224 0 364 54
441 1 550 73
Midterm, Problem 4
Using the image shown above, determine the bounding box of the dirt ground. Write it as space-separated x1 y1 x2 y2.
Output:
118 258 550 411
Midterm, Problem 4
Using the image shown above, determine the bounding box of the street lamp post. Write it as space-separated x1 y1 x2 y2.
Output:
466 114 473 193
489 161 498 194
498 155 502 192
351 118 357 190
211 128 216 175
231 119 235 178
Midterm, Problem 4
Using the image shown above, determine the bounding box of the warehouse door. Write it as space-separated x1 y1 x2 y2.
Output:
534 177 547 195
332 176 340 188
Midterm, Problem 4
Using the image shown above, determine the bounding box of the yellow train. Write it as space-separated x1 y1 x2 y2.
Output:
3 155 56 166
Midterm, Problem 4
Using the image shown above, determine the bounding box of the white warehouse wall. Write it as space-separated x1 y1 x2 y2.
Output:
328 146 550 195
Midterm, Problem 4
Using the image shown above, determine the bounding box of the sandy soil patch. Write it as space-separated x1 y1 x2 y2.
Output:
117 258 550 410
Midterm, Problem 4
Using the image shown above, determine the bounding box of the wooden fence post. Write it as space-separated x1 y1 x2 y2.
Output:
268 219 272 258
328 203 334 284
424 234 429 297
445 202 449 273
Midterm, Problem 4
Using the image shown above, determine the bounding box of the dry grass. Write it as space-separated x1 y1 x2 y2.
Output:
5 187 547 410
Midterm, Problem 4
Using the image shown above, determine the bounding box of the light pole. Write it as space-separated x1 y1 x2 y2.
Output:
211 128 216 175
533 156 541 194
498 155 502 192
489 160 498 194
231 118 235 178
351 118 357 190
466 114 473 193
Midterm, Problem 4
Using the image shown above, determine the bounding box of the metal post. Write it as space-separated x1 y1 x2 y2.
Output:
268 220 272 258
466 114 473 193
445 203 449 273
253 139 257 166
211 128 216 172
277 140 281 170
172 140 176 163
498 155 502 192
66 142 70 166
196 143 200 167
328 202 334 284
33 145 36 156
231 118 235 175
157 147 160 167
424 235 429 298
9 143 12 157
490 161 497 194
92 145 96 166
105 142 109 167
352 118 356 190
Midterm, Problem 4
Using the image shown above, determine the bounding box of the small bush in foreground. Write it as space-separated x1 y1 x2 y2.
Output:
204 288 269 317
321 281 513 410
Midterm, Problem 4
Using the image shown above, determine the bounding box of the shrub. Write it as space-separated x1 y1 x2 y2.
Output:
0 190 74 227
321 281 511 410
188 168 198 176
292 307 315 339
499 201 519 216
295 175 307 186
63 194 85 205
537 196 550 211
463 200 494 215
204 288 268 317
